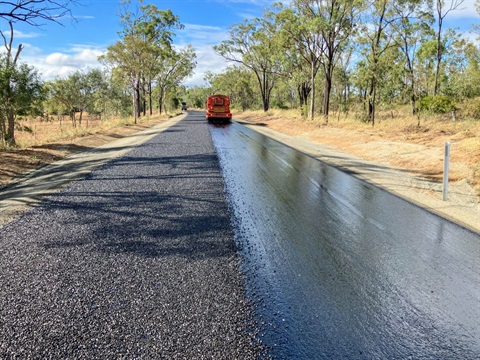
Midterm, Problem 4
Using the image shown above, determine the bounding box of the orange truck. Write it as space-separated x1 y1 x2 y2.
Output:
205 94 232 121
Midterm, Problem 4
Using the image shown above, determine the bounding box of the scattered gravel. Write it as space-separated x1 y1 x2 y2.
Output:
0 114 264 358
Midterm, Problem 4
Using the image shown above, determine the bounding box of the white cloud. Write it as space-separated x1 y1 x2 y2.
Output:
180 23 229 44
20 43 104 80
176 23 232 86
440 0 480 19
1 29 42 39
15 20 233 87
461 29 480 45
183 44 230 86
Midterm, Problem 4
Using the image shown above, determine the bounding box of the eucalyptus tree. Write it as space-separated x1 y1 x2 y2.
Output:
452 42 480 99
439 34 478 99
275 0 361 121
274 5 316 117
100 1 182 122
46 75 80 126
0 59 44 143
416 26 461 97
334 48 355 113
356 0 396 126
137 3 184 116
432 0 465 95
214 15 282 112
100 16 149 122
97 69 132 119
0 0 77 146
208 66 256 111
74 69 111 123
185 86 212 109
154 45 196 114
46 69 107 127
275 3 325 119
391 0 434 115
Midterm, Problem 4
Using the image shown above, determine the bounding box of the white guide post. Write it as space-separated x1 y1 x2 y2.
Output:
443 142 450 201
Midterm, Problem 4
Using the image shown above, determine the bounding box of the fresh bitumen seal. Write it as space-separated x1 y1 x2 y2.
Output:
0 112 264 358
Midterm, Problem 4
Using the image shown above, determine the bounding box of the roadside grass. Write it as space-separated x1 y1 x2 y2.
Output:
13 114 171 149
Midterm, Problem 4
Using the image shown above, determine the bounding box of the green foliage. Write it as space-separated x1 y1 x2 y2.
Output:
185 86 211 109
171 97 180 109
213 15 283 112
419 95 456 114
100 2 187 120
208 66 256 111
460 98 480 120
0 55 44 145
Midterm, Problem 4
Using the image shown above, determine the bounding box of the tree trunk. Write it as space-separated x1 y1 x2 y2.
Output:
369 81 377 127
5 107 15 146
434 34 442 96
298 82 311 117
309 60 316 120
132 84 138 124
323 66 333 124
0 112 6 147
434 7 443 96
142 84 146 117
149 82 153 116
158 89 164 115
136 80 141 120
262 70 269 112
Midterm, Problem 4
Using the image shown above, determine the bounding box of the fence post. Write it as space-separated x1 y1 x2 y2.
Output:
443 142 450 201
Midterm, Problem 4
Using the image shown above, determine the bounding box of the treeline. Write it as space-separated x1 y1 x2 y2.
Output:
190 0 480 126
0 0 196 148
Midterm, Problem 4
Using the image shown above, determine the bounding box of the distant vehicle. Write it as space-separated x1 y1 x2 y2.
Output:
181 102 187 111
205 94 232 122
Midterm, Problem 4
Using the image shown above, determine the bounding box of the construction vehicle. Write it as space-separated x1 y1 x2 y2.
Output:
205 94 232 122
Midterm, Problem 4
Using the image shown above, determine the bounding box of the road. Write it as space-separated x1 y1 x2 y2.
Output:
1 111 479 359
210 115 480 359
0 112 263 358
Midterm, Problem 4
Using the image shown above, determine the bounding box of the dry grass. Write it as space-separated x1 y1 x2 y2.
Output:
14 116 136 148
0 113 176 188
232 107 480 195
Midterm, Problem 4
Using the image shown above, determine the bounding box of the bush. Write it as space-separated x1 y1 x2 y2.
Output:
419 95 457 114
460 98 480 120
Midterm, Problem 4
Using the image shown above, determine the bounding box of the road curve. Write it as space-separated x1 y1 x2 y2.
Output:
0 112 264 358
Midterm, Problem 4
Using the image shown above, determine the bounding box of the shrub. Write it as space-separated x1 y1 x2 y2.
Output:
419 95 457 114
460 98 480 120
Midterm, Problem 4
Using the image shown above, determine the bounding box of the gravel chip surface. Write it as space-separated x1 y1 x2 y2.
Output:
0 114 263 358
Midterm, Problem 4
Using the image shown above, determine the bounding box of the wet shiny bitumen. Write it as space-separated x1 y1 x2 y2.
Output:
210 121 480 359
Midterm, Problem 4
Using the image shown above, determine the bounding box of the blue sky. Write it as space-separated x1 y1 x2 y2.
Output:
8 0 480 87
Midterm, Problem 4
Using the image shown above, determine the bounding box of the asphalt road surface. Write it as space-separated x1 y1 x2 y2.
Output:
1 110 479 359
0 112 264 358
210 117 480 359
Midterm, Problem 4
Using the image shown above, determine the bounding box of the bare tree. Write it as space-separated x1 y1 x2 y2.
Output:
0 0 76 26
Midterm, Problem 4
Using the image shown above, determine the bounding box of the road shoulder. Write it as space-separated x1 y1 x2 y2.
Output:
0 115 186 228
